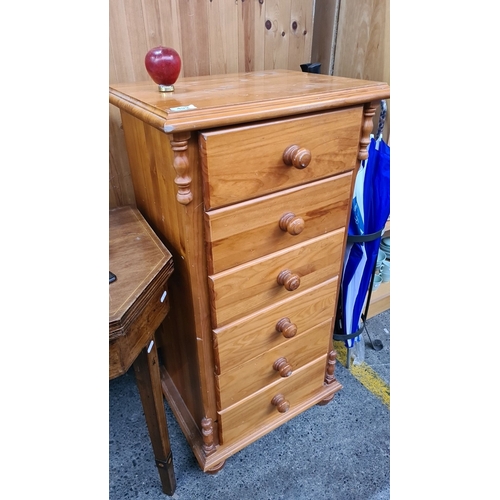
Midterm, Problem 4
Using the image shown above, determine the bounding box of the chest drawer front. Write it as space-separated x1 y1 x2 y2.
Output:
208 229 344 327
206 173 352 274
218 356 327 445
216 319 331 409
214 278 338 374
200 107 363 209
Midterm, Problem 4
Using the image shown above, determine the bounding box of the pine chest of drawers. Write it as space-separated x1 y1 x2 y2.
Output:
109 70 390 472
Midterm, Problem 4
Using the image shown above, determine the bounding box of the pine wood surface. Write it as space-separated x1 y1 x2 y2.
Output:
367 281 390 320
208 229 345 327
216 319 332 409
109 1 316 209
200 107 362 209
205 174 352 274
109 70 390 134
311 0 340 76
213 278 338 375
217 356 327 445
109 1 390 209
333 0 390 138
120 112 218 429
111 69 390 472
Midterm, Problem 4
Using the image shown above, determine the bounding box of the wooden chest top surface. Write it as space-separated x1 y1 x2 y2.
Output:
109 69 390 132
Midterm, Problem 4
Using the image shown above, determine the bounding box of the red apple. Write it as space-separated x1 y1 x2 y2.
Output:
144 46 182 91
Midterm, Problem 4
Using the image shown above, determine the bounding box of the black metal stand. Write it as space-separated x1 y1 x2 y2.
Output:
333 229 384 368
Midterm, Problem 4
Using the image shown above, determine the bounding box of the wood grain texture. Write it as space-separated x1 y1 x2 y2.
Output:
208 0 239 75
109 206 173 329
178 0 211 78
240 0 266 72
200 106 362 209
217 356 327 445
109 0 317 208
216 319 331 409
110 70 389 134
205 174 352 273
310 0 339 75
288 0 314 71
334 0 389 83
109 108 137 208
111 69 389 472
213 278 338 374
109 206 174 379
110 1 390 209
119 111 218 429
333 0 390 137
264 0 292 69
208 229 345 327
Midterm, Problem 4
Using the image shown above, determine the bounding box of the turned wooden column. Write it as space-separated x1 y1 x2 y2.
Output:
358 102 378 161
317 350 339 407
169 131 193 205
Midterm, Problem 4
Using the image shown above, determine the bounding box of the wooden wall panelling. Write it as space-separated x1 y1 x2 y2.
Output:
310 0 339 75
287 0 315 71
179 0 211 77
333 0 389 82
109 0 152 208
109 0 317 209
333 0 390 138
264 0 293 69
109 112 136 208
208 0 239 75
239 0 266 72
262 0 315 72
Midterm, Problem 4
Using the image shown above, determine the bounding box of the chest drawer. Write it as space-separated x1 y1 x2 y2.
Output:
218 356 327 445
205 173 352 274
213 278 338 374
216 319 331 409
208 229 345 327
200 107 363 209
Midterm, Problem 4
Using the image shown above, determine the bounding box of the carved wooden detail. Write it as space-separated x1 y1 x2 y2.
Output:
279 212 305 235
273 357 293 377
169 131 193 205
275 317 297 339
271 394 290 413
315 350 340 407
283 144 312 169
357 102 377 161
324 349 338 385
277 269 301 291
201 417 216 456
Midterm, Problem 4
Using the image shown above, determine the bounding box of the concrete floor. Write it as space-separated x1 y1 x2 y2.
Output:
109 310 390 500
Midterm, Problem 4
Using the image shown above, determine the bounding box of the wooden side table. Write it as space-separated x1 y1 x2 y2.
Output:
109 206 176 496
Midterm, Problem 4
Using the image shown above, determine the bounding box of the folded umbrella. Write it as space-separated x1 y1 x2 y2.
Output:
337 100 390 362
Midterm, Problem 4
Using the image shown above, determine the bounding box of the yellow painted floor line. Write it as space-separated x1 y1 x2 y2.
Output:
334 340 390 409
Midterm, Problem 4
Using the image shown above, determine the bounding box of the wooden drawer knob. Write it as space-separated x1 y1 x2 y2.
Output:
279 212 305 235
283 144 312 169
277 270 300 291
276 317 297 338
273 357 293 377
271 394 290 413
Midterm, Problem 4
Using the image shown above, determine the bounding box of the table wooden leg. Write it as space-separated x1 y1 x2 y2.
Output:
133 339 177 496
